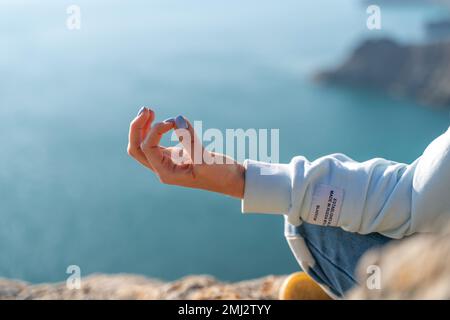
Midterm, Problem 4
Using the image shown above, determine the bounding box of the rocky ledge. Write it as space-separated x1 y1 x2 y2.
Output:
316 38 450 108
0 274 286 300
2 225 450 300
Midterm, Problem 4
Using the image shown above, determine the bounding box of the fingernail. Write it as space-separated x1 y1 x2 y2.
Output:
163 117 175 124
175 115 188 129
137 107 147 116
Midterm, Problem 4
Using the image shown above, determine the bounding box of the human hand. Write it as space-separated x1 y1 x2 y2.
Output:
127 107 245 198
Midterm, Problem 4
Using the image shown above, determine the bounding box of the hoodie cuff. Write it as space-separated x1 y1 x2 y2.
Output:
241 160 292 215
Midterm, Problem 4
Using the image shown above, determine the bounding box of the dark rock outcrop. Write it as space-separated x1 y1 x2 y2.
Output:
316 38 450 107
426 19 450 41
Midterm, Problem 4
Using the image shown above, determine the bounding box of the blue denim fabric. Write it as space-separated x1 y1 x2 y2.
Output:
285 221 395 298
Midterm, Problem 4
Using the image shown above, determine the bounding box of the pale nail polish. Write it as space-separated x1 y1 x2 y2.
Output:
163 117 175 124
175 115 188 129
137 107 146 116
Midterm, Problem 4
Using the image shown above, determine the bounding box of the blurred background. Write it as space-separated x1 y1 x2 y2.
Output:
0 0 449 284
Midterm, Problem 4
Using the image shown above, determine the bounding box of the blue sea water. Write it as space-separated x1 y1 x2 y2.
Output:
0 0 449 283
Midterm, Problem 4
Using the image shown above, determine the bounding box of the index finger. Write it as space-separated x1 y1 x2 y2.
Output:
141 121 175 172
127 107 155 170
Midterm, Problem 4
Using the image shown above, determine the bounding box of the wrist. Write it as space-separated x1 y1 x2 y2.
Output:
223 162 245 199
195 155 245 199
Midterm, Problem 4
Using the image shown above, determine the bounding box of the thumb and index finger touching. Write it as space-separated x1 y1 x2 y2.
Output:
140 112 204 170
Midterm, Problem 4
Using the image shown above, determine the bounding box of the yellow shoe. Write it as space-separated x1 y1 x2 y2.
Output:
279 272 331 300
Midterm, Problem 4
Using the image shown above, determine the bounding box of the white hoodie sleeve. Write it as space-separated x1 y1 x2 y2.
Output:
242 126 450 239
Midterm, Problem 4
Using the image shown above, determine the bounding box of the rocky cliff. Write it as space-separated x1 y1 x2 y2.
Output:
0 274 286 300
316 38 450 108
2 224 450 300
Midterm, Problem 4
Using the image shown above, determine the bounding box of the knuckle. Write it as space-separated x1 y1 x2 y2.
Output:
127 145 135 157
158 173 173 185
153 122 164 131
129 119 138 130
157 174 167 184
140 140 149 152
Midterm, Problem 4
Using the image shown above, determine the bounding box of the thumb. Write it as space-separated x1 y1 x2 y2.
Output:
169 115 204 164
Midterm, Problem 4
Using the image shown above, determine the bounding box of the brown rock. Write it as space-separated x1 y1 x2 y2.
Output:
0 274 286 300
349 231 450 299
